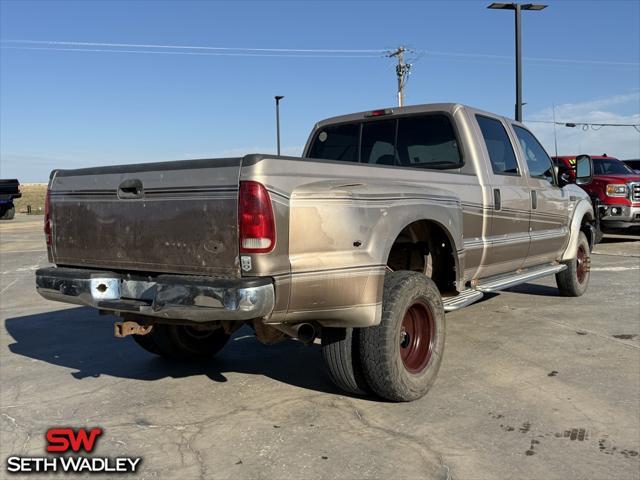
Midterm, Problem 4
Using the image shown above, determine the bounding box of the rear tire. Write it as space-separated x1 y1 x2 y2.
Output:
556 231 590 297
321 327 370 395
133 324 230 360
360 271 446 402
0 204 15 220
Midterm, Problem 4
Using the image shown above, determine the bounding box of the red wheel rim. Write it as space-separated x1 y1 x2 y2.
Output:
400 300 435 374
576 244 589 284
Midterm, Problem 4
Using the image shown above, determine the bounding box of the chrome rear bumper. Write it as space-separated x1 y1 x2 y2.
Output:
36 267 275 322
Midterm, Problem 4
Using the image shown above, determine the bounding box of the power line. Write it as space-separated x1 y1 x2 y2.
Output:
1 45 382 58
428 50 639 67
3 40 637 67
2 39 387 54
526 119 640 133
527 119 640 127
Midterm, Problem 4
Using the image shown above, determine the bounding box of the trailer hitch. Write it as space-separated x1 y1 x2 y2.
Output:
114 321 153 338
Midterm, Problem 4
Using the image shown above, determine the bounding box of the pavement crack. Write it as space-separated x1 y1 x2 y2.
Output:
1 412 18 427
339 397 449 476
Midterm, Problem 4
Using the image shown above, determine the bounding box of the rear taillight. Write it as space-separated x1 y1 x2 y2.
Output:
44 189 52 245
239 181 275 253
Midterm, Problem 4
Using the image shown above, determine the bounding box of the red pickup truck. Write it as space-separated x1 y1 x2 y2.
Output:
553 155 640 237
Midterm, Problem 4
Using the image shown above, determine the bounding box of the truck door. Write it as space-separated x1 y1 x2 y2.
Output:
511 125 570 265
475 114 531 277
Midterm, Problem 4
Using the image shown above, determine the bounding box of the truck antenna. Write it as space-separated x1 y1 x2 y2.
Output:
552 102 559 157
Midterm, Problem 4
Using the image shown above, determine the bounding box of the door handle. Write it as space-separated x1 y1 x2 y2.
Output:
531 190 538 209
493 188 501 211
118 179 144 199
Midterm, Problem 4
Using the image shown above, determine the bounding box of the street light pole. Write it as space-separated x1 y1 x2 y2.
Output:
488 2 547 122
514 2 522 122
275 95 284 155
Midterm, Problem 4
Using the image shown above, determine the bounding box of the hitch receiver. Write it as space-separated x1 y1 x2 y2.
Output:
114 321 153 338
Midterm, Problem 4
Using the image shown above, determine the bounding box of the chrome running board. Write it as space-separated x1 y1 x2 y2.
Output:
443 289 484 312
475 264 566 293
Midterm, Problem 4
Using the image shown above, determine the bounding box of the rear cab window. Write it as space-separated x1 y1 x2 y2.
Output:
307 123 359 163
361 119 397 165
307 113 463 170
475 115 519 175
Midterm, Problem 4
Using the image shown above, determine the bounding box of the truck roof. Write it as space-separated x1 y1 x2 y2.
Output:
314 103 480 129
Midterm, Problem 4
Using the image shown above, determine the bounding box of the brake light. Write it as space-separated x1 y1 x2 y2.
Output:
365 108 393 118
44 189 52 246
239 181 275 253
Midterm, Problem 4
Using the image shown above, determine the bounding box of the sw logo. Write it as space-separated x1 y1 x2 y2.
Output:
5 427 142 474
46 427 103 453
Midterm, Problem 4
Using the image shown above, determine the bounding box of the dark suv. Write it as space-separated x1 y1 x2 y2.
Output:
0 179 21 220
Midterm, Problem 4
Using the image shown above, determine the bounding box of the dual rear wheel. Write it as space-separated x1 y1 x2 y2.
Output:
322 271 446 402
130 270 445 402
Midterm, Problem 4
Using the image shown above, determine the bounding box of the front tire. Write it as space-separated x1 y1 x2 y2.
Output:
133 324 230 360
556 231 590 297
360 271 446 402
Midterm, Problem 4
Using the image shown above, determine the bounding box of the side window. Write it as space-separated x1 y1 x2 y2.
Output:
308 123 359 162
513 126 554 183
361 119 396 165
476 115 519 175
396 114 462 169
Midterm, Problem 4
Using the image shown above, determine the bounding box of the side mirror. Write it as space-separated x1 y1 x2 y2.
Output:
555 164 573 187
575 154 593 185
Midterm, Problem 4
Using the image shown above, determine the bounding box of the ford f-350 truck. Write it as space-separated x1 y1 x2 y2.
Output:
36 103 595 402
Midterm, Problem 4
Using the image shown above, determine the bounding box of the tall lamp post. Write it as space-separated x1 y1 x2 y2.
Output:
488 2 547 122
275 96 284 155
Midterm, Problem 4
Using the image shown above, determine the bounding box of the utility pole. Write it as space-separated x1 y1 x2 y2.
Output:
488 3 547 122
388 46 412 107
275 96 284 155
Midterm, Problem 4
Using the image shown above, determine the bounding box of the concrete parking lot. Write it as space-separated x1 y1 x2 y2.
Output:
1 215 639 480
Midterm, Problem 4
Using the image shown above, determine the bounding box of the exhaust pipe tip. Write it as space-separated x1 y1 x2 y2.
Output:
296 323 317 344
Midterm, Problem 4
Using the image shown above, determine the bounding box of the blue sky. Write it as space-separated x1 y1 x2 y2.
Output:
1 0 639 182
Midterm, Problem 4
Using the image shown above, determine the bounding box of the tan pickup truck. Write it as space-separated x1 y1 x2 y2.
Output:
36 103 596 402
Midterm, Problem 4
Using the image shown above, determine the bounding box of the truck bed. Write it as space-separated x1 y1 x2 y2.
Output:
0 179 21 201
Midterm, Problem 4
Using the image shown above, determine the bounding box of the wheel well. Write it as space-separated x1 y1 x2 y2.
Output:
580 212 596 249
386 220 457 294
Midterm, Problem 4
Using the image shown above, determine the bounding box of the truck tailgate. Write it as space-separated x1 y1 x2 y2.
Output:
49 158 242 277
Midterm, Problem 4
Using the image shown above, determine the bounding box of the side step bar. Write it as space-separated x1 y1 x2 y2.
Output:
443 289 484 312
443 263 566 312
475 264 566 293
